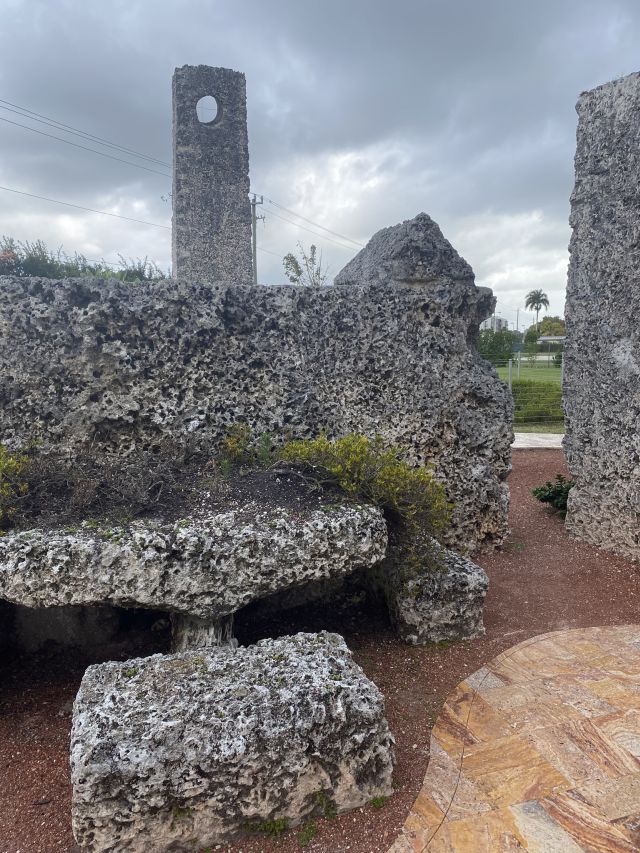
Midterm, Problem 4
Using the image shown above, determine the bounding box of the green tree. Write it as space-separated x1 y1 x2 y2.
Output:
478 329 516 365
536 315 565 337
525 289 550 331
283 243 328 286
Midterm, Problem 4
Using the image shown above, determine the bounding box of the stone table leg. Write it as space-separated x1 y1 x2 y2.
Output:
170 613 236 651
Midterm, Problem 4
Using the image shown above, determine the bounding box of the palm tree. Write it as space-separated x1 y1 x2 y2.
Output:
525 289 550 332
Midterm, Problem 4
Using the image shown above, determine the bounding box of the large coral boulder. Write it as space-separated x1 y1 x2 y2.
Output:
334 212 474 287
383 546 489 645
70 632 395 851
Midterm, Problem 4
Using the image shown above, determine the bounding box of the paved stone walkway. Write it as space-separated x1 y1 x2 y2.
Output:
388 626 640 852
512 433 564 449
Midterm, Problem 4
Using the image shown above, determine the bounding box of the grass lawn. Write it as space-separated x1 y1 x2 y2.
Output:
496 364 562 384
513 422 565 434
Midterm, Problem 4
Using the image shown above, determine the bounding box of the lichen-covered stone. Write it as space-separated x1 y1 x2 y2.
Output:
564 72 640 560
0 505 386 619
383 546 488 645
70 632 395 852
0 214 511 552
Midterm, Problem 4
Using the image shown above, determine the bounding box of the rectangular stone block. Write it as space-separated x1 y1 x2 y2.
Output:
70 632 394 851
172 65 252 284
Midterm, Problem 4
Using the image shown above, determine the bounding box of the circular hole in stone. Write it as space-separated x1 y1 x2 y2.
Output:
196 95 218 124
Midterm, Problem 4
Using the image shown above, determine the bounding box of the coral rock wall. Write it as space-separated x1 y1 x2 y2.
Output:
0 216 512 552
564 73 640 560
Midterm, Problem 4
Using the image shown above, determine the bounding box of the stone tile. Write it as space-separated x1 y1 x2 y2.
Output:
583 676 640 709
386 832 421 853
571 774 640 822
464 665 507 694
470 760 570 809
432 682 512 755
420 739 492 821
481 681 588 732
387 627 640 853
539 675 618 718
510 800 586 852
558 718 640 778
541 788 638 852
596 709 640 757
488 639 581 684
527 724 616 786
423 808 529 851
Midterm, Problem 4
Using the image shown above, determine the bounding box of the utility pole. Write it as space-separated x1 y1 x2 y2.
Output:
250 194 264 285
516 307 519 332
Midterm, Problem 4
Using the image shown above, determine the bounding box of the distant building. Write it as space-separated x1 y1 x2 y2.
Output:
481 316 509 332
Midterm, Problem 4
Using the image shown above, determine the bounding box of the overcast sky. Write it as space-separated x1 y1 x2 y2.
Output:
1 0 639 327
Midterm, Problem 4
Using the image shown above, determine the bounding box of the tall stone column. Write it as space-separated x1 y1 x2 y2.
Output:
172 65 253 284
564 72 640 560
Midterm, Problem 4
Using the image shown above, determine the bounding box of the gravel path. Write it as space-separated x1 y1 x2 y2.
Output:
0 449 637 853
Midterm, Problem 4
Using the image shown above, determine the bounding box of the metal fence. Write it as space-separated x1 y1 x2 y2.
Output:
490 354 564 432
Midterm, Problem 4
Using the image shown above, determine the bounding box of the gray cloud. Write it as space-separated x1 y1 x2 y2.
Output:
1 0 639 320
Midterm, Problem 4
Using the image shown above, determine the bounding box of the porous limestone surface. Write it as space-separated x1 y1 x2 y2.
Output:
0 215 511 552
563 72 640 560
334 212 474 287
0 505 386 619
384 546 488 645
70 632 395 852
172 65 253 284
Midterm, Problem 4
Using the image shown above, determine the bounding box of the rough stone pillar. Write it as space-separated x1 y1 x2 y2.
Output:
170 613 236 652
563 72 640 560
172 65 253 284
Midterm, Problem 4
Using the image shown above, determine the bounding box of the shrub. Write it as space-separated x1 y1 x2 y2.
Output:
246 817 289 838
532 474 574 516
219 424 274 468
280 434 449 530
0 445 28 530
279 434 451 574
478 328 516 365
9 441 202 530
0 236 166 281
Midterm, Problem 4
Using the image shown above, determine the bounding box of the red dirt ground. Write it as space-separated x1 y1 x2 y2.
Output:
1 449 638 853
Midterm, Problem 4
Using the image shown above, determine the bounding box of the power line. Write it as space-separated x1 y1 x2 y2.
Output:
257 246 282 258
0 98 170 168
265 207 358 252
0 184 171 228
1 99 362 253
262 197 364 249
0 115 171 178
0 183 277 257
2 99 362 248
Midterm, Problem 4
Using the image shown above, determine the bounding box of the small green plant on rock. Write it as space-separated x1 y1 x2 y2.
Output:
298 821 317 846
219 424 275 469
369 796 387 809
246 817 289 838
0 444 28 531
314 790 337 819
532 473 574 517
